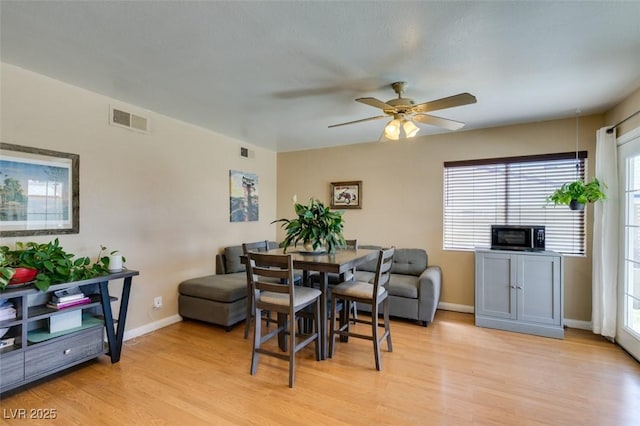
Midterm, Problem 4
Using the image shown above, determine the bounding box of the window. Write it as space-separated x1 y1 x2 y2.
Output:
443 151 587 256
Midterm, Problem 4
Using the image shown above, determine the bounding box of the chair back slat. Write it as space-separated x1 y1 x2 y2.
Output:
373 248 395 292
247 252 295 297
242 240 270 254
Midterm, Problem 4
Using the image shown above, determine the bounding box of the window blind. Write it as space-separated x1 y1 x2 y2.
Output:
443 151 587 256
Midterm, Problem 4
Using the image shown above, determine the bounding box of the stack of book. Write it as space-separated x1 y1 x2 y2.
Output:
0 300 16 321
47 287 91 310
0 300 17 349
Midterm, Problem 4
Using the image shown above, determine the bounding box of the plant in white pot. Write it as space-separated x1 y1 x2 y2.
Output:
272 197 346 253
547 177 606 211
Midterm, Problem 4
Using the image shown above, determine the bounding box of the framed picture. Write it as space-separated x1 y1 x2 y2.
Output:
330 181 362 209
229 170 259 222
0 143 79 237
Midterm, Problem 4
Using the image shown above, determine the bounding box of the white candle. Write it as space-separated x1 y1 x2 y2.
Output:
109 255 123 272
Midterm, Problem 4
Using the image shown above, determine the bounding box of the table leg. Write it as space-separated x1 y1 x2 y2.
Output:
99 276 132 363
319 271 328 360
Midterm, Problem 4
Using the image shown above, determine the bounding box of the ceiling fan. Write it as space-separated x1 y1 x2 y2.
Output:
328 81 477 140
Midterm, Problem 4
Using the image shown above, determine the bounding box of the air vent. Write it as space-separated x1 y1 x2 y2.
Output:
109 105 149 133
240 147 254 159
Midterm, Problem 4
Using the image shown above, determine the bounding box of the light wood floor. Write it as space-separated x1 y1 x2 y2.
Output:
1 311 639 425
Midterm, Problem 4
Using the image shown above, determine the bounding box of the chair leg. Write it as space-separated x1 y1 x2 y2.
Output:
383 298 392 352
244 287 253 339
372 301 381 371
288 310 296 388
251 307 261 375
328 296 337 358
314 298 321 362
351 301 358 324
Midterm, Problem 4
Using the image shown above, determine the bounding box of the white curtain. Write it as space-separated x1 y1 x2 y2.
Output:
592 127 618 338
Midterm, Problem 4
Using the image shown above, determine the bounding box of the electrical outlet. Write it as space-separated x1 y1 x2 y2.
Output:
153 296 163 309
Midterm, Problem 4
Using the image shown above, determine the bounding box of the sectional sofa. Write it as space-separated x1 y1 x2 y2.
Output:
354 245 441 326
178 242 441 329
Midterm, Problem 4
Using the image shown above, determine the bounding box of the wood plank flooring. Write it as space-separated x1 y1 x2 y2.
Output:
1 311 639 425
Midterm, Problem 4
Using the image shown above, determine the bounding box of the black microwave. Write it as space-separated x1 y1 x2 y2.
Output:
491 225 545 251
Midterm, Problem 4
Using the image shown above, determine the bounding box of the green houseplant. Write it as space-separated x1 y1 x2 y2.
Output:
0 239 124 292
272 197 346 253
547 177 606 211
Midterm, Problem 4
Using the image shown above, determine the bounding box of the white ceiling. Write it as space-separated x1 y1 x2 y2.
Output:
2 1 640 152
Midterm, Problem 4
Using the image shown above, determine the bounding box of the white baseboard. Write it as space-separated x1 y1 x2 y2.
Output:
437 303 593 331
122 314 182 341
438 302 474 313
119 310 593 339
563 318 592 330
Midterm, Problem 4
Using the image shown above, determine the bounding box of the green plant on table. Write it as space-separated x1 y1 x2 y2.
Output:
0 239 124 292
272 197 346 253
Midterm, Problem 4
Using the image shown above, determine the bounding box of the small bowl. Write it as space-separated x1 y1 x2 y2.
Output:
9 267 38 285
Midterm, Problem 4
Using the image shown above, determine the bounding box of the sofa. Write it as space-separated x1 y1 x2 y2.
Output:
178 242 280 330
353 246 441 326
178 242 441 329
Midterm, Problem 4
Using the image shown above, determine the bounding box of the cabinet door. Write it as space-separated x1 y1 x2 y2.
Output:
476 252 517 320
517 255 561 325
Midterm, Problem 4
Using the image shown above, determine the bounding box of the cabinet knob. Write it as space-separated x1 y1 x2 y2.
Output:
63 349 72 355
516 286 523 290
510 285 516 289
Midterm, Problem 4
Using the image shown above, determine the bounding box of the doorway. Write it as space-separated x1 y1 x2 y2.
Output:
618 128 640 361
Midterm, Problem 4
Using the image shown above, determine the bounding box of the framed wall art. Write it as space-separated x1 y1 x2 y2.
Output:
0 143 79 237
330 180 362 209
229 170 259 222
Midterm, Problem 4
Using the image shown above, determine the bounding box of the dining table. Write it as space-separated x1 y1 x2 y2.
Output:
255 247 379 360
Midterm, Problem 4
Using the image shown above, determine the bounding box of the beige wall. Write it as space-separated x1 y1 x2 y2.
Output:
0 63 278 331
277 115 604 321
605 86 640 137
3 59 638 330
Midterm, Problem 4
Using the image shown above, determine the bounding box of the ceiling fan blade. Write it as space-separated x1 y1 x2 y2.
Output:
413 114 465 130
328 115 389 128
412 92 477 113
356 97 396 111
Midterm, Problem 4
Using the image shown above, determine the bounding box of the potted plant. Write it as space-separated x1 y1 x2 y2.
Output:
547 177 606 210
272 197 346 253
0 239 124 292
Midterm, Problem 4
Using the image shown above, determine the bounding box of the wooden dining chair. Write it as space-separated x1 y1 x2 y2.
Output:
328 247 395 371
310 239 359 321
246 252 321 388
242 240 272 339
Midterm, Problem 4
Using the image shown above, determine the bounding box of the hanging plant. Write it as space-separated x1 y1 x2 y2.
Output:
547 178 606 210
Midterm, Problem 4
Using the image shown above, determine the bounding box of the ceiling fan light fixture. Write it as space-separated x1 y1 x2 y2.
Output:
381 117 419 141
402 119 420 138
383 118 401 140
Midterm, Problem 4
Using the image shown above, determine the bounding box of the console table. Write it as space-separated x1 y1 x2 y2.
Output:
0 270 139 393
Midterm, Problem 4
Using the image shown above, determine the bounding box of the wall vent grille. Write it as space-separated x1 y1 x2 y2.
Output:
110 105 149 133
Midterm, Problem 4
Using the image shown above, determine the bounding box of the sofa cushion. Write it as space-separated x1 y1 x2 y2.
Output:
357 245 382 272
224 245 245 273
387 274 419 299
353 270 419 299
179 274 247 303
353 270 376 285
390 248 427 276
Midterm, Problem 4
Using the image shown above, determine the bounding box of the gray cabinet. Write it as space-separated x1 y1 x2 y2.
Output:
0 270 138 393
475 249 563 339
